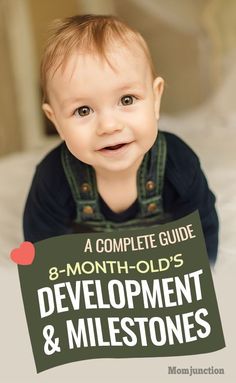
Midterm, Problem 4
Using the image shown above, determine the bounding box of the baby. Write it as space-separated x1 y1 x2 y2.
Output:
23 14 219 263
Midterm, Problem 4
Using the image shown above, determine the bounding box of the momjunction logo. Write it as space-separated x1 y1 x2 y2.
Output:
168 366 225 376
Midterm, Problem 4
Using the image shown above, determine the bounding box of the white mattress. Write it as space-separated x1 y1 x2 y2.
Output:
0 116 235 382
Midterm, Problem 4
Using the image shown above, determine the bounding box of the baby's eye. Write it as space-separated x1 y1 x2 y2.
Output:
120 95 136 106
74 106 92 117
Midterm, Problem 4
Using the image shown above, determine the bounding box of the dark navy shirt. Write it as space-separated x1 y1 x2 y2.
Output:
23 132 219 263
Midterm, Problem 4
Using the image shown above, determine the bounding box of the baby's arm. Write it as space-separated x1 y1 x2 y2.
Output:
164 132 219 264
23 146 75 242
183 161 219 264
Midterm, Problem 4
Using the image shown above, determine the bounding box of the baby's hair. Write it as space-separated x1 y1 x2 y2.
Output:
40 14 156 102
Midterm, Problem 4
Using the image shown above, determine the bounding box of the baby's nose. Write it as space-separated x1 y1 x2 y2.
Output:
96 113 123 135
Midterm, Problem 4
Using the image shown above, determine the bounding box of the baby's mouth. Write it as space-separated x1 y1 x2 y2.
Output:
104 143 125 151
97 141 133 156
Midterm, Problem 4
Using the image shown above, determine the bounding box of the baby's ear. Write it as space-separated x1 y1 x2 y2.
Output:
42 103 64 140
153 77 164 120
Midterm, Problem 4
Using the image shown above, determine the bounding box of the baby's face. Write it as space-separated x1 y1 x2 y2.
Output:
43 45 164 176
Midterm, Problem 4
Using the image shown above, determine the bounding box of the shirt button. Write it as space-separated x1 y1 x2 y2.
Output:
146 180 155 191
83 205 94 215
81 183 91 193
147 202 157 213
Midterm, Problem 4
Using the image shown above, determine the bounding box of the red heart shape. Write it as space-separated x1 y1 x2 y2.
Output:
10 242 35 265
